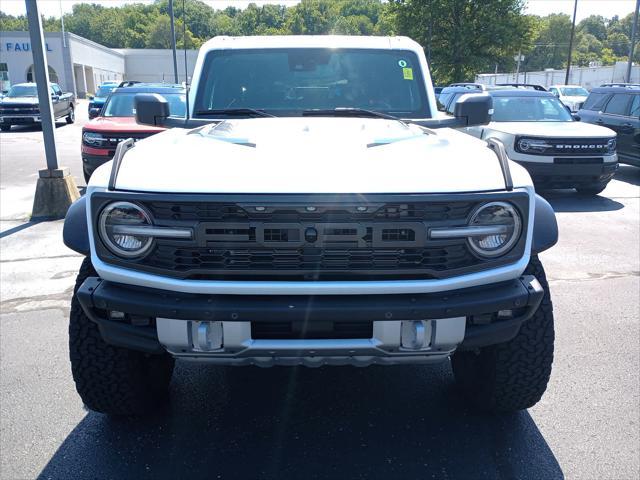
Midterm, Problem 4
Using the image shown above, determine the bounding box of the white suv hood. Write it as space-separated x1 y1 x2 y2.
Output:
99 117 514 194
488 121 615 138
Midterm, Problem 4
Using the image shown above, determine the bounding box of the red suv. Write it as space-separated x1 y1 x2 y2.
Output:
81 83 186 182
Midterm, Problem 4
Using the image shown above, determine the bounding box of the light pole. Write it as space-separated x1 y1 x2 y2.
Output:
168 0 179 83
564 0 578 85
627 0 639 83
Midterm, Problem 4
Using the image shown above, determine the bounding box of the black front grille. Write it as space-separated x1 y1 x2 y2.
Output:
145 244 474 279
146 201 474 222
252 321 373 339
83 131 156 151
516 136 611 156
554 157 604 164
93 193 529 281
0 104 39 115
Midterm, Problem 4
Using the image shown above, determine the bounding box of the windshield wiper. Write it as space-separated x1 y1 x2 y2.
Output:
195 108 276 118
302 107 408 126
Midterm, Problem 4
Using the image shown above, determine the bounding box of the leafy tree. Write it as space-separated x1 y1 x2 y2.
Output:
578 15 607 42
145 14 199 49
392 0 532 84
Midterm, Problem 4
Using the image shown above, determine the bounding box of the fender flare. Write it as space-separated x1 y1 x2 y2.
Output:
63 196 90 256
531 194 558 255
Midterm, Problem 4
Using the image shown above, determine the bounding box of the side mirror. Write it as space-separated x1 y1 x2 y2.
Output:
572 113 581 121
135 93 169 126
88 108 100 119
51 93 59 102
87 95 94 100
453 93 492 127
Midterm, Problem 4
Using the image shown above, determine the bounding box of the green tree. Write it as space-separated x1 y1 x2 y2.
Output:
577 15 607 41
392 0 532 84
145 14 199 49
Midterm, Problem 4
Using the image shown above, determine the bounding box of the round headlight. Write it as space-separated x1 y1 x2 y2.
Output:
517 139 531 152
98 202 153 258
467 202 521 258
606 138 616 154
83 132 104 146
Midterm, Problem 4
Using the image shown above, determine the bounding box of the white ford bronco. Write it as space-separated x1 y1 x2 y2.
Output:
63 36 558 416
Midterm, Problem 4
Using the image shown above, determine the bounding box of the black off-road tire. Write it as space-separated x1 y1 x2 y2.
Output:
576 182 608 196
0 125 10 132
69 257 175 416
66 105 75 124
451 256 554 412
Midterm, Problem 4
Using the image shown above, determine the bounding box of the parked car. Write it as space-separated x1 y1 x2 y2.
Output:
438 84 487 112
577 83 639 167
64 35 559 417
496 83 547 91
548 84 589 112
462 87 618 195
87 81 119 119
81 83 186 182
0 82 75 131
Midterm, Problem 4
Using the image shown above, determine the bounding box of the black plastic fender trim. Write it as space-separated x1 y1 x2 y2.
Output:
531 194 558 255
62 196 90 256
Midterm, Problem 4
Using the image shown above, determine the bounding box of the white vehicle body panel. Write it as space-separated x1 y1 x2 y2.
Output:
91 118 514 194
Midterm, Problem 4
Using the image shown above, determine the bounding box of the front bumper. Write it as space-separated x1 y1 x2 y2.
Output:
82 152 114 177
76 275 544 366
517 160 618 188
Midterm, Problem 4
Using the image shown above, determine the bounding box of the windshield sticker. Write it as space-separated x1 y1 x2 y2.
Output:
402 67 414 80
398 59 408 68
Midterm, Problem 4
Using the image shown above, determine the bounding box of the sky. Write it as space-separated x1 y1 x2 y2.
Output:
0 0 637 22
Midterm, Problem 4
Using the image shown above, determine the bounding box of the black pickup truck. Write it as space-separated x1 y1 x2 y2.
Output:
0 82 75 131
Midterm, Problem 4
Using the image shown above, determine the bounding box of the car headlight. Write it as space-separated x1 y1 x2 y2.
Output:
98 202 154 258
606 138 616 154
83 131 105 147
516 137 552 154
467 202 522 257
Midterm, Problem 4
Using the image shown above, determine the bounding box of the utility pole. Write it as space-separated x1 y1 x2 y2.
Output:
514 51 523 83
25 0 79 218
627 0 639 83
26 0 58 171
59 0 66 48
565 0 578 85
168 0 179 83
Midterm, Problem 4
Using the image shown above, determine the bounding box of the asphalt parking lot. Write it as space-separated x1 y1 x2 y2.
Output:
0 104 638 480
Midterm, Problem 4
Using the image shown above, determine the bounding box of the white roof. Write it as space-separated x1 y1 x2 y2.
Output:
199 35 422 52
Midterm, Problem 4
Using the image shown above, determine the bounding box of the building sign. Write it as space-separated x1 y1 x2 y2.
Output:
1 42 53 52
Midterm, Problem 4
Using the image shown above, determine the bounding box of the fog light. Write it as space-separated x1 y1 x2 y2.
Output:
109 310 125 321
400 320 432 350
191 321 223 351
497 309 514 320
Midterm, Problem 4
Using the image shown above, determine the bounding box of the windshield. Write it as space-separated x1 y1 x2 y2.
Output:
102 92 186 118
560 87 588 97
194 48 429 118
6 85 37 97
492 96 572 122
96 86 116 97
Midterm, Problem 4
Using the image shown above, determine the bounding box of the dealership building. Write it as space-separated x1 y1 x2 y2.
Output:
0 31 197 97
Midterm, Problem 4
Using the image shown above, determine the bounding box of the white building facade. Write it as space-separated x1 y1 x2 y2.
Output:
475 62 640 90
0 31 197 97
